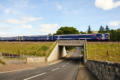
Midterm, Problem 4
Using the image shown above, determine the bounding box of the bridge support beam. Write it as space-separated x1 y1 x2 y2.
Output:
58 46 67 58
83 43 87 63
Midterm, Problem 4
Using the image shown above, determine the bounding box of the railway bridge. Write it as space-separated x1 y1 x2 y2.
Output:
47 40 87 63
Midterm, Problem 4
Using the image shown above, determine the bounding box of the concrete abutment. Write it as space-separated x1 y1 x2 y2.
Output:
47 44 67 62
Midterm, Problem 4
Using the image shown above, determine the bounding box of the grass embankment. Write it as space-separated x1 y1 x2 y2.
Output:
0 59 5 65
87 42 120 63
0 42 56 57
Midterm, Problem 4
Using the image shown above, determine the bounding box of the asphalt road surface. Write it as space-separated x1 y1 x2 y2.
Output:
0 47 97 80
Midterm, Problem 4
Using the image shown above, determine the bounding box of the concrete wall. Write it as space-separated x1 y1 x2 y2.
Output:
47 44 67 62
86 60 120 80
26 57 46 63
47 43 59 62
62 46 67 57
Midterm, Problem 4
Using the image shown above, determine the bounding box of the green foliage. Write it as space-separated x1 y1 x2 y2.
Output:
98 26 105 33
0 59 5 65
66 46 75 51
41 46 49 51
87 25 92 34
80 31 86 34
56 26 79 35
105 25 110 33
110 29 120 41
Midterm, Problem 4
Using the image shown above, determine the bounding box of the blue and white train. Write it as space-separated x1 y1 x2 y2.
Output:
0 33 110 41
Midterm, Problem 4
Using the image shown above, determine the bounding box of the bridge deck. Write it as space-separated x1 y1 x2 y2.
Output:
58 40 86 46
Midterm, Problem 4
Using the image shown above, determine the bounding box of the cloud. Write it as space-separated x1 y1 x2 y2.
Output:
2 17 43 24
0 4 19 15
56 3 67 12
108 21 120 26
3 19 21 24
0 0 36 15
22 16 43 23
0 26 12 30
39 24 59 34
3 8 19 15
56 4 63 10
0 32 18 37
4 9 11 14
0 32 8 37
1 16 43 29
95 0 120 10
23 24 33 29
0 4 4 9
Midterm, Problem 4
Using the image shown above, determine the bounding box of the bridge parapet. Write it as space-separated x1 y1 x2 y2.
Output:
58 40 86 46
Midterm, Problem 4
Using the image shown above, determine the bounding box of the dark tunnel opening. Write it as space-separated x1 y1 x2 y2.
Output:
60 46 85 64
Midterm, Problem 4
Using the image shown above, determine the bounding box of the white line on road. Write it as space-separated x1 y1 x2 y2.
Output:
24 72 46 80
51 68 60 71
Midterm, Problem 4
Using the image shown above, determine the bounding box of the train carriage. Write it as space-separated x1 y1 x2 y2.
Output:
53 33 109 41
0 33 110 41
0 37 18 41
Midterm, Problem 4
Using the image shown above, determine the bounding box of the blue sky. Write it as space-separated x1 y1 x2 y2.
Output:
0 0 120 36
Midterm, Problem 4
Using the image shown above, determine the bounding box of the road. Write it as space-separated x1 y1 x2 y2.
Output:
0 47 97 80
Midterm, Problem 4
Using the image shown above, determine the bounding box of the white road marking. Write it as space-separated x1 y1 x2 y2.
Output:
0 68 35 74
24 72 46 80
51 68 60 71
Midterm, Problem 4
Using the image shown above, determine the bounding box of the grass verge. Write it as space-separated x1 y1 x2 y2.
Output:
86 42 120 63
0 59 5 65
0 42 54 57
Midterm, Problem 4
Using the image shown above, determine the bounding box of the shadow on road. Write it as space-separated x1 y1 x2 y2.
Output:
60 57 98 80
60 56 84 64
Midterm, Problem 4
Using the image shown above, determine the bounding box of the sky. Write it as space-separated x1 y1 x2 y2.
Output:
0 0 120 37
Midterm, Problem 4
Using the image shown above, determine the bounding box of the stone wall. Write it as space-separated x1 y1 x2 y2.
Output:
86 60 120 80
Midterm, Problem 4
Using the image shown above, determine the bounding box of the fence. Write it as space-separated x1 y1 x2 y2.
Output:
2 53 23 58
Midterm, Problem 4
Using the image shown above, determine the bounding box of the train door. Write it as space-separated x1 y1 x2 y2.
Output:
102 34 105 40
57 35 60 40
47 36 49 41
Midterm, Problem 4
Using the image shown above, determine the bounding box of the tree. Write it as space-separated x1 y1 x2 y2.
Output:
109 29 120 41
87 25 92 34
56 26 79 35
48 33 52 36
105 25 110 33
80 31 86 34
98 26 105 33
56 30 63 34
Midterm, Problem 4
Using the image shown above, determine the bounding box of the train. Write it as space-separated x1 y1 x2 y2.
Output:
0 33 110 41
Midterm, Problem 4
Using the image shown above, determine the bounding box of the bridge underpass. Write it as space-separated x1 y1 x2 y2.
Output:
57 40 87 64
